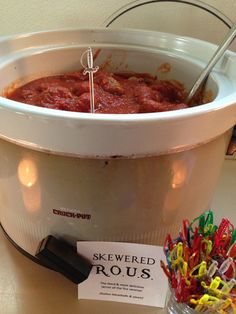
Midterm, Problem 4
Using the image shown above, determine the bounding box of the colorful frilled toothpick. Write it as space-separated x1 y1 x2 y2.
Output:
161 211 236 313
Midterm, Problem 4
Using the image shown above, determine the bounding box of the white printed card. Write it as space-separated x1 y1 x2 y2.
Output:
77 241 168 307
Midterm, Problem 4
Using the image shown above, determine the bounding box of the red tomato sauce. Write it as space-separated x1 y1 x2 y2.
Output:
7 71 188 113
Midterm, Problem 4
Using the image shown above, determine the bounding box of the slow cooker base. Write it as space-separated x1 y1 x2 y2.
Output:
0 223 53 270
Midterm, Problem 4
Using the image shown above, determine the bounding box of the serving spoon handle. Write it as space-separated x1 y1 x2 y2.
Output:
186 21 236 104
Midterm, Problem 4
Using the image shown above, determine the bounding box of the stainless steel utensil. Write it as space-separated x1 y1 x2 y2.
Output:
186 21 236 104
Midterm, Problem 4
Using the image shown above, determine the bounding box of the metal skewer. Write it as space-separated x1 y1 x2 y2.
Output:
80 47 99 113
186 21 236 105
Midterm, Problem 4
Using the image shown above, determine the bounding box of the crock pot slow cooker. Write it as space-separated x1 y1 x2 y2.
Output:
0 26 236 258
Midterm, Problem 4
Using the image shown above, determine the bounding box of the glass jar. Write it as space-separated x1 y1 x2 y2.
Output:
165 288 198 314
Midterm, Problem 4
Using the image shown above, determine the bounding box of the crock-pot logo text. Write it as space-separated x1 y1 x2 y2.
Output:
93 253 156 280
52 208 91 220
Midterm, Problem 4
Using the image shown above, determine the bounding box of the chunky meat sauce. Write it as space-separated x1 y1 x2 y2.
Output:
7 71 188 113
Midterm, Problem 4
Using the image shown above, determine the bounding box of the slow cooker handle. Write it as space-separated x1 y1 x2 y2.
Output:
105 0 236 156
227 126 236 155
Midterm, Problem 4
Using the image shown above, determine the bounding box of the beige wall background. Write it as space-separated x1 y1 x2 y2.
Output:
0 0 236 49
